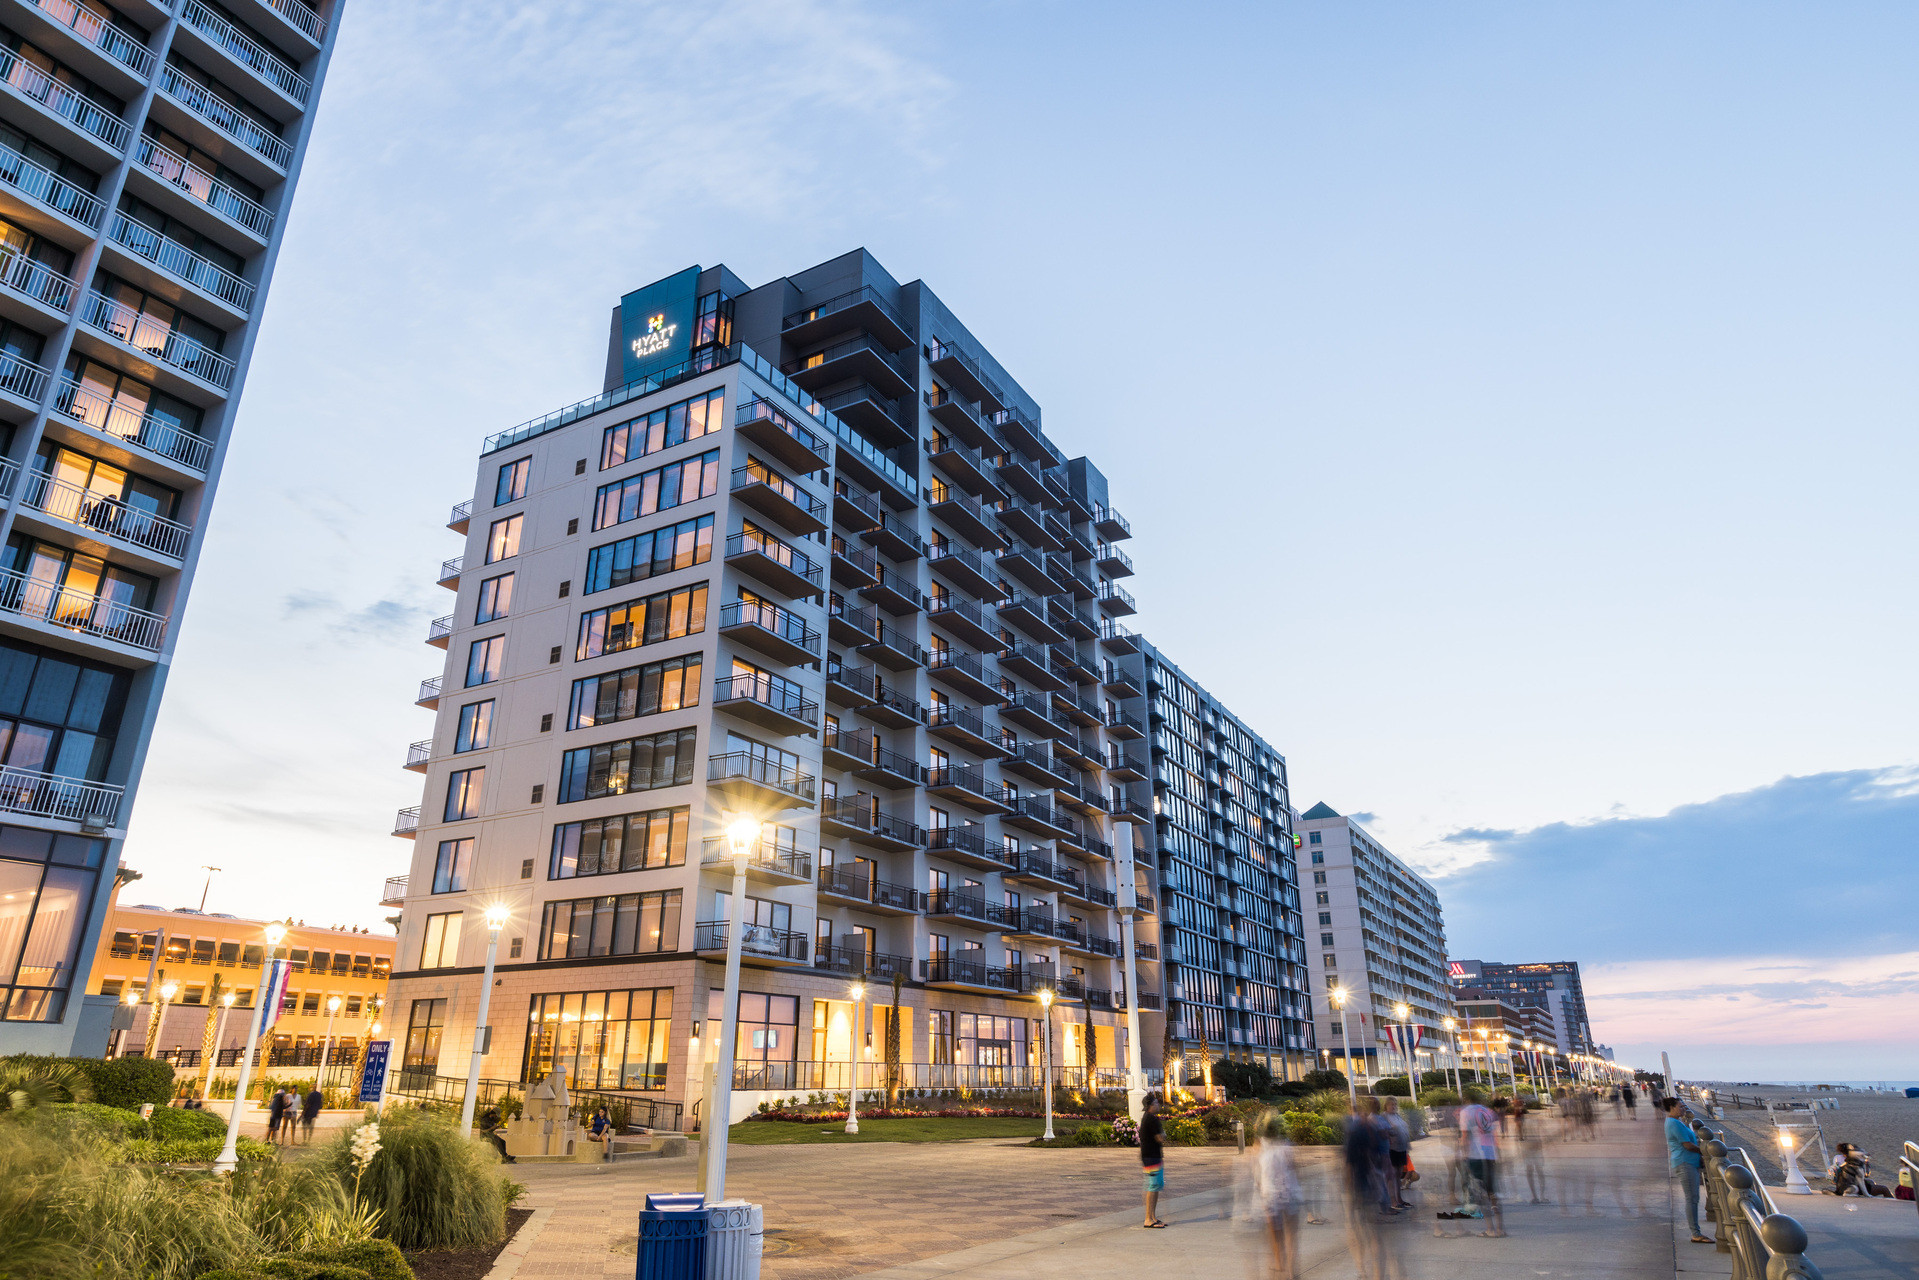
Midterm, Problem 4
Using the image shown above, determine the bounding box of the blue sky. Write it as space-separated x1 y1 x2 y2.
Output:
116 2 1917 1077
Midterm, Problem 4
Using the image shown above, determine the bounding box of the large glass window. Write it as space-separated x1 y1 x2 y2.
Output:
566 654 700 729
3 534 157 616
485 515 522 564
87 270 227 361
706 989 799 1064
537 889 681 960
475 574 513 624
0 637 131 784
0 833 99 1023
581 514 713 596
431 838 472 893
465 636 503 687
599 389 723 469
549 806 689 879
32 442 180 525
454 701 493 753
575 584 705 661
495 458 529 505
591 449 720 531
556 728 695 803
419 916 461 971
523 988 674 1091
402 997 446 1067
58 356 205 454
444 768 483 821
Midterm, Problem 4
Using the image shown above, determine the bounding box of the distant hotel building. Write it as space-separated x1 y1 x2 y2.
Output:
382 251 1160 1117
1449 957 1593 1056
1107 642 1314 1079
0 0 342 1052
1295 803 1448 1081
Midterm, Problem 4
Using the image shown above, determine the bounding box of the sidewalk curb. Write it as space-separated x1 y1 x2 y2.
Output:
484 1205 553 1280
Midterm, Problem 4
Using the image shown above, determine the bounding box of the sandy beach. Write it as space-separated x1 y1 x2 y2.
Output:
1689 1081 1919 1189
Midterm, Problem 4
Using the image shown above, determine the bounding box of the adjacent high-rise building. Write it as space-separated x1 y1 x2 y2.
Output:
383 251 1161 1119
0 0 343 1052
1449 957 1593 1056
1296 803 1448 1081
1107 642 1315 1080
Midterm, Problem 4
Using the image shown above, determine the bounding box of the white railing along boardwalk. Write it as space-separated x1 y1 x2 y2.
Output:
155 63 292 169
133 136 273 239
53 378 215 473
0 566 167 651
0 139 106 227
0 246 81 313
20 0 156 75
0 764 123 826
20 469 193 559
0 45 132 151
108 213 254 311
81 289 236 389
178 0 310 103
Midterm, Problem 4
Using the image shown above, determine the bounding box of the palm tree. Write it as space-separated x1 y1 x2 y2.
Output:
884 971 904 1109
0 1060 93 1113
195 974 226 1098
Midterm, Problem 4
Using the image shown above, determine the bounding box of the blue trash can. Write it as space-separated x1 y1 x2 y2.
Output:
1905 1087 1918 1099
637 1193 706 1280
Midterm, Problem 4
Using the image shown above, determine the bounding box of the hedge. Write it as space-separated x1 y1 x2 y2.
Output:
3 1054 177 1109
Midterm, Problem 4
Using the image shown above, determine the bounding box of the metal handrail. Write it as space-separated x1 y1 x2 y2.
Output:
108 212 254 311
20 469 193 558
0 46 132 151
0 763 122 825
0 349 53 405
404 740 431 767
22 0 156 75
926 340 1003 404
713 672 818 725
81 290 236 388
736 395 827 458
438 556 462 580
707 751 816 801
264 0 327 42
392 806 419 834
726 530 822 587
178 0 312 103
0 138 105 227
782 284 909 337
732 462 826 519
133 136 273 237
156 63 292 168
719 599 819 653
0 566 166 649
700 837 813 880
0 246 80 312
53 377 214 471
693 921 808 961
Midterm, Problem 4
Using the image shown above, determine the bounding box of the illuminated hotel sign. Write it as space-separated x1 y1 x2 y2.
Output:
618 266 701 385
630 313 678 361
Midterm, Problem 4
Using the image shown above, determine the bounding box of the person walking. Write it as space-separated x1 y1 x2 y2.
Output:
1621 1084 1637 1121
1663 1099 1710 1243
1139 1094 1167 1227
1458 1095 1505 1236
1382 1097 1413 1209
301 1085 323 1144
266 1087 288 1145
1251 1113 1303 1279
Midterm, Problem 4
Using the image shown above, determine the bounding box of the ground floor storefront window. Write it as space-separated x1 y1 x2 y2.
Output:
524 987 674 1090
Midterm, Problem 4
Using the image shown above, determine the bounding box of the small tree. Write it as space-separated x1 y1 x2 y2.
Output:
195 974 226 1099
884 971 903 1109
1195 1022 1213 1095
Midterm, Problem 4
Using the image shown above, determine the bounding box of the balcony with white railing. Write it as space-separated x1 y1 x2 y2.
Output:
0 246 80 314
19 0 158 78
132 135 273 240
0 45 133 153
177 0 312 105
258 0 326 46
0 349 54 405
19 469 192 560
107 212 254 312
0 456 16 500
0 764 123 826
0 137 105 229
0 567 167 651
80 290 236 390
52 378 214 473
155 62 292 170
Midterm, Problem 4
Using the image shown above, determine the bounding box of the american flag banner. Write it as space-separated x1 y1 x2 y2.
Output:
257 959 293 1038
1385 1024 1427 1058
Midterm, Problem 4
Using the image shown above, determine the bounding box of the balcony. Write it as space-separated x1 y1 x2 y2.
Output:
0 247 79 316
725 530 823 599
1001 693 1064 739
1093 504 1132 541
735 396 831 473
1105 709 1145 740
1062 564 1099 602
815 946 916 981
425 614 452 649
817 867 924 916
0 137 102 233
19 0 156 77
380 875 407 906
437 556 462 589
926 705 1005 758
926 766 1014 814
925 434 1004 501
818 799 923 852
817 381 909 449
155 62 292 171
997 543 1063 595
927 486 1004 550
1134 940 1160 960
391 806 419 838
176 0 312 107
732 462 826 535
995 454 1046 504
925 340 1004 412
858 618 926 671
0 567 166 651
1050 645 1101 686
922 956 1017 993
1004 908 1060 944
1053 732 1099 770
924 388 993 451
1005 852 1081 893
700 836 814 886
706 751 817 809
925 595 998 650
1101 662 1143 699
1097 581 1137 617
925 545 1004 603
447 500 472 534
829 537 878 589
820 728 868 774
782 286 913 352
403 739 430 773
258 0 327 48
1062 880 1117 910
863 509 923 561
1004 797 1081 844
824 658 877 709
927 824 1014 872
783 332 914 401
999 641 1061 691
1002 742 1070 789
828 599 880 647
415 676 441 709
713 671 819 736
19 469 193 561
864 679 925 729
848 737 926 790
131 136 272 240
987 405 1046 460
995 497 1055 551
1105 752 1149 782
108 211 254 314
926 648 1002 704
1053 691 1101 728
80 291 236 390
719 598 820 666
0 45 132 154
1116 990 1163 1013
861 564 924 616
925 890 1010 927
0 764 122 827
831 477 882 533
997 594 1063 645
694 922 810 966
1096 542 1134 578
1060 929 1122 960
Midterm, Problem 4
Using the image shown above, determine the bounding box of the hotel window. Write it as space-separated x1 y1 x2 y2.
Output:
87 271 225 361
403 997 447 1067
465 636 504 687
495 458 530 505
592 449 720 531
444 769 484 821
486 515 522 564
1322 953 1337 968
1308 831 1321 844
524 987 676 1091
455 700 494 752
418 916 462 970
1316 913 1331 927
707 989 799 1064
32 442 181 526
556 727 696 803
475 573 514 623
1315 891 1329 906
928 1009 955 1064
1313 871 1326 885
955 1013 1027 1067
2 535 157 616
432 838 472 893
581 515 713 596
537 888 681 960
59 355 206 455
549 806 689 879
599 390 724 470
576 584 706 661
0 638 132 784
0 827 104 1023
1320 932 1334 947
566 654 701 729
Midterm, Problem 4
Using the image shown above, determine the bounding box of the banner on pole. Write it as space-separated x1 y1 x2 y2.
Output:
257 959 292 1038
359 1040 392 1103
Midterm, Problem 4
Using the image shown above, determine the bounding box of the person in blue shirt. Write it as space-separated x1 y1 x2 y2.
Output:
1663 1099 1710 1243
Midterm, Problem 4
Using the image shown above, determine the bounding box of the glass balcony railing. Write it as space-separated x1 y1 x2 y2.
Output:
108 213 254 311
133 136 273 238
19 469 193 559
0 567 167 650
155 63 292 169
0 46 132 151
178 0 312 103
53 378 213 472
21 0 155 76
80 290 236 389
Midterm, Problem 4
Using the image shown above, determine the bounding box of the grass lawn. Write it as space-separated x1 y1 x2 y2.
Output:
727 1115 1095 1145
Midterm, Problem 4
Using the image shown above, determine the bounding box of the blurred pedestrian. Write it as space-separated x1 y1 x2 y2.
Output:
1383 1097 1413 1209
1251 1113 1303 1278
301 1085 322 1143
266 1087 288 1145
1663 1098 1710 1243
1458 1095 1505 1236
1139 1094 1167 1227
1621 1085 1637 1120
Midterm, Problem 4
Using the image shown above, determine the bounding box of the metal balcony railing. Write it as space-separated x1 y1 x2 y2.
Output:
133 136 273 238
426 614 452 644
0 247 79 313
0 350 52 407
392 806 419 836
0 764 123 826
0 567 166 650
713 672 818 727
700 837 814 880
693 922 808 962
156 63 293 169
0 46 132 151
380 875 407 906
53 378 213 472
178 0 313 103
782 284 910 337
265 0 327 42
438 556 462 583
20 470 193 559
706 751 816 802
22 0 156 75
416 676 441 704
404 739 431 769
81 291 236 388
0 138 105 228
108 213 255 311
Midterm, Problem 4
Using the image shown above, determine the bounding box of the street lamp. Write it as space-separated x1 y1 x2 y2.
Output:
703 815 760 1204
214 922 287 1174
1329 987 1358 1108
459 903 512 1135
1393 1001 1412 1084
203 992 238 1103
144 979 179 1058
846 981 867 1135
1038 986 1056 1140
319 995 342 1081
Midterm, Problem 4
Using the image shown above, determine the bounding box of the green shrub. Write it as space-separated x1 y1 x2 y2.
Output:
149 1106 229 1142
1299 1068 1347 1093
1302 1088 1350 1117
61 1101 144 1138
297 1238 412 1280
1311 1125 1340 1145
1209 1058 1276 1099
1281 1110 1320 1144
1067 1122 1114 1146
1163 1115 1207 1146
258 1259 375 1280
124 1137 277 1164
197 1271 276 1280
1417 1088 1461 1109
321 1110 507 1251
1371 1075 1413 1097
2 1054 178 1110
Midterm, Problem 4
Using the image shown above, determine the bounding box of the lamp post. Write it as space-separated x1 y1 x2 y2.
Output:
1500 1036 1518 1098
318 995 342 1082
144 979 178 1058
1442 1017 1462 1096
204 992 237 1102
1473 1026 1490 1090
1393 1001 1412 1085
113 988 140 1058
458 903 512 1135
1330 987 1357 1108
846 981 866 1135
1038 986 1056 1140
214 923 287 1174
1112 821 1147 1120
703 817 759 1204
